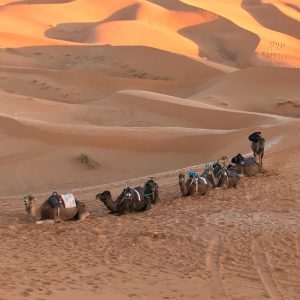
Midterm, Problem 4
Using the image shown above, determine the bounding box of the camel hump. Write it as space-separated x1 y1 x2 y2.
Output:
244 157 257 166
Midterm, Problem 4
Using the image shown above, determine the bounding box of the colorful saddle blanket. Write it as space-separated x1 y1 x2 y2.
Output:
61 193 77 208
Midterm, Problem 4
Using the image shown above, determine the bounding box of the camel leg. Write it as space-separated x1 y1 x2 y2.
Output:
144 198 152 211
259 153 264 173
254 152 258 164
53 206 60 222
233 177 239 189
221 175 229 189
259 156 262 167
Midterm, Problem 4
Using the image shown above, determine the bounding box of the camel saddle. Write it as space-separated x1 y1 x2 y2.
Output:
248 132 264 143
48 193 62 208
48 193 76 209
123 187 144 206
61 193 77 208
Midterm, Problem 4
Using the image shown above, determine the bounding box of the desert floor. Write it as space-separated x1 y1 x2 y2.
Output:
0 0 299 299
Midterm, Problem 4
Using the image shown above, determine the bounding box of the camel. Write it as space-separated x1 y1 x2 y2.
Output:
251 140 264 166
178 172 209 197
96 179 159 214
24 194 37 220
204 162 239 188
219 164 240 188
24 192 89 223
217 155 230 168
231 153 260 176
249 132 265 166
144 178 160 204
203 162 224 188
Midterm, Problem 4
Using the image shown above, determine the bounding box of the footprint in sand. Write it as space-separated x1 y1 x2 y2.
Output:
251 238 284 300
206 235 227 300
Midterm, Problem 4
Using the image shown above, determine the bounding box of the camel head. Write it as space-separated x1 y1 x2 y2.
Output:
144 178 159 193
217 155 230 168
231 153 244 165
178 173 186 182
204 163 214 175
144 178 159 204
205 162 225 178
24 194 37 218
95 191 111 203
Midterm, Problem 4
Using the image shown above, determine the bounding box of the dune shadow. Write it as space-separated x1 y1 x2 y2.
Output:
242 0 300 40
7 0 74 5
45 3 140 43
179 17 260 68
145 0 200 12
284 2 300 13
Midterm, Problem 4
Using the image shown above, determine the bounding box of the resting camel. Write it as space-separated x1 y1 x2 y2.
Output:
24 194 37 220
24 192 89 223
204 162 239 188
231 153 260 176
144 178 160 204
96 178 159 214
178 172 209 197
217 155 230 168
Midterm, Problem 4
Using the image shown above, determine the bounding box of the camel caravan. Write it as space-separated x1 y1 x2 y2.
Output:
24 132 265 223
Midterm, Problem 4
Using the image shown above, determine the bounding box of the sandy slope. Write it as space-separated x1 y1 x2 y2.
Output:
182 0 300 67
242 0 300 40
0 0 300 299
1 0 300 66
1 122 300 300
190 66 300 117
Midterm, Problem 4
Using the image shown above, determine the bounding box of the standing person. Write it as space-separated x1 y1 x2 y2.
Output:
248 131 265 166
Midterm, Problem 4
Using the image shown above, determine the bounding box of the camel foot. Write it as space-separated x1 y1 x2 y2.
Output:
78 212 90 221
35 219 55 225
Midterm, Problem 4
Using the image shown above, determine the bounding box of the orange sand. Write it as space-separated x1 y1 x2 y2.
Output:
0 1 299 299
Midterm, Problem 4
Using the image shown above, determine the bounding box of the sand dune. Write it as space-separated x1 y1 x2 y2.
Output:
1 0 299 66
0 83 282 196
179 17 260 67
182 0 300 67
190 66 300 117
45 3 140 43
0 123 300 299
0 1 300 299
85 90 277 128
267 0 300 20
145 0 200 12
0 45 223 104
242 0 300 40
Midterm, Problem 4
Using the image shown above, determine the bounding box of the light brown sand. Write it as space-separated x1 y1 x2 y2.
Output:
0 0 299 299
